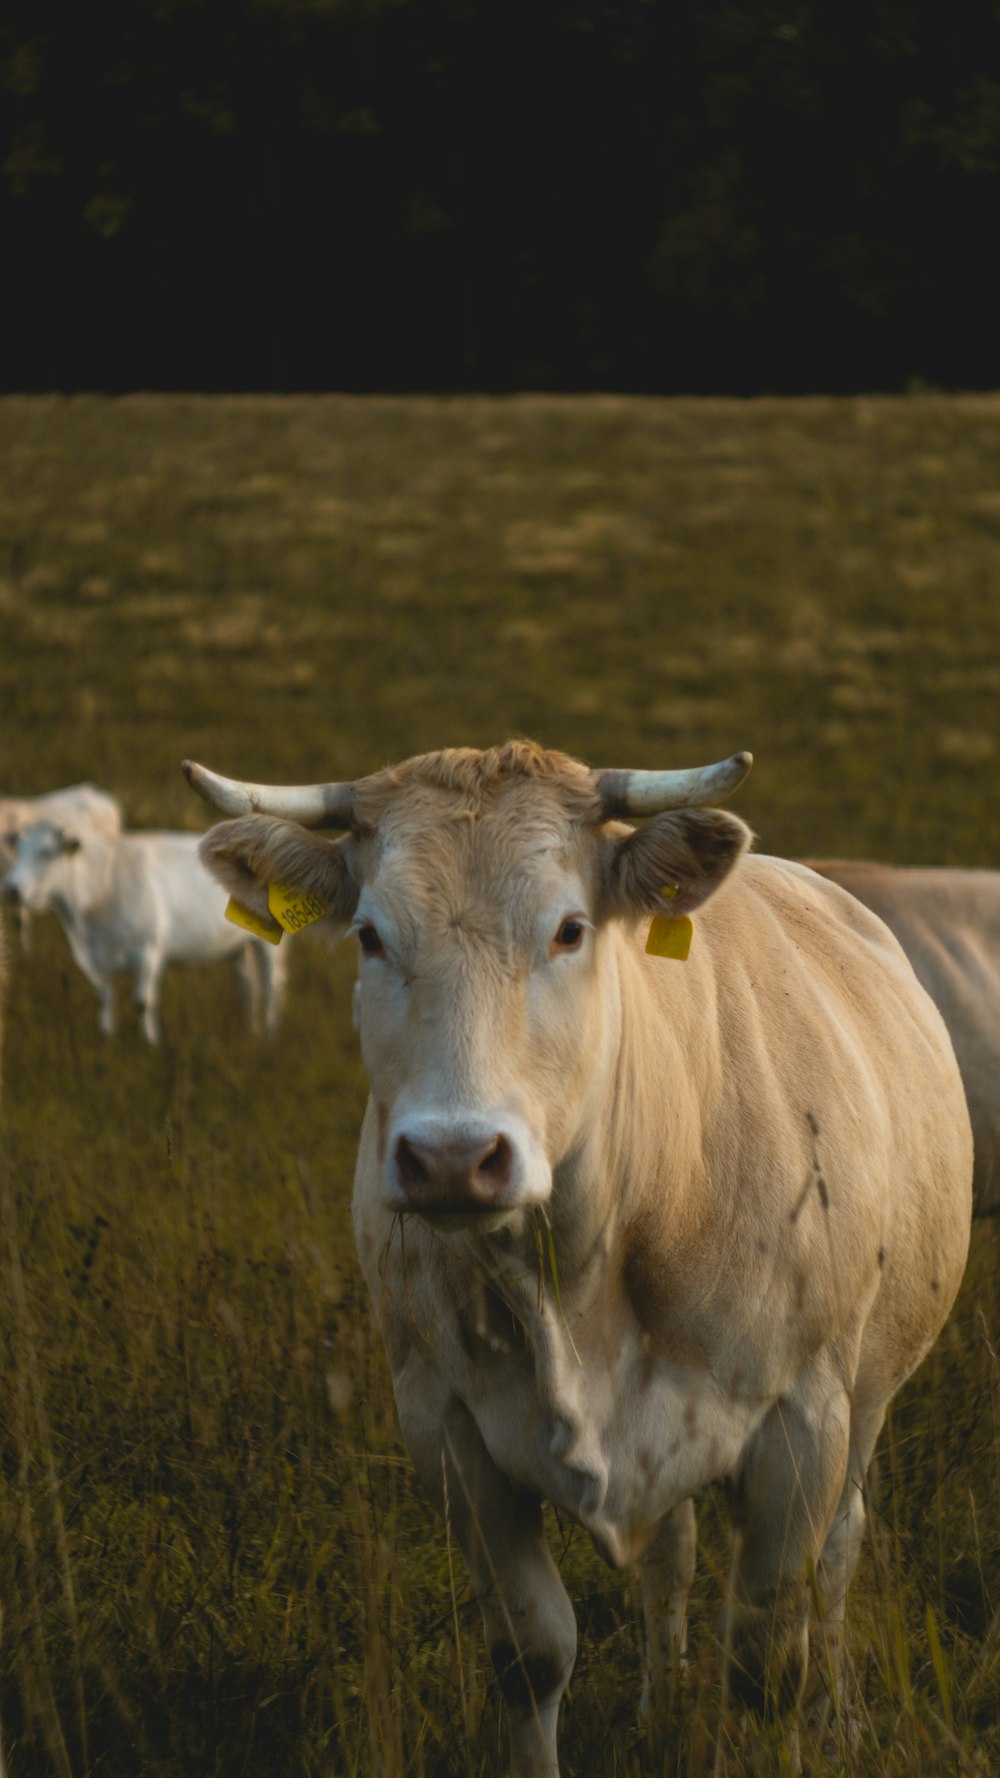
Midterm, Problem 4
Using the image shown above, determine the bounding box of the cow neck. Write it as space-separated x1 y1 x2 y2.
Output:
603 922 718 1248
53 836 116 931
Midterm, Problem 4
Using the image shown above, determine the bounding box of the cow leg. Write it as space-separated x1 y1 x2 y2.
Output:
71 953 116 1035
723 1377 852 1730
133 950 164 1044
253 939 286 1036
397 1381 577 1778
638 1498 696 1732
230 945 262 1032
804 1397 885 1741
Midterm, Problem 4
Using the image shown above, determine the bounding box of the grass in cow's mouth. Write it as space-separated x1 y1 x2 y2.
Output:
1 392 999 1775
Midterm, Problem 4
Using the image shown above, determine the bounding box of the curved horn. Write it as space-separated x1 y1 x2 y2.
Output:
593 751 753 818
182 761 356 828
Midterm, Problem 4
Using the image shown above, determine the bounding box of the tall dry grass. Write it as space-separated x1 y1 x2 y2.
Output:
0 394 998 1775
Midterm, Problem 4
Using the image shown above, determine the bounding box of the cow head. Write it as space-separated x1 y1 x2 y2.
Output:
187 744 752 1228
1 821 82 910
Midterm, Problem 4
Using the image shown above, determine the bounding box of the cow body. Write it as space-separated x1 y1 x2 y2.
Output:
3 823 286 1043
807 861 1000 1216
193 744 972 1774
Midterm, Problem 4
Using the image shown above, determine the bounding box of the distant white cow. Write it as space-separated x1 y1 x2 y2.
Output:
0 783 123 948
2 822 286 1043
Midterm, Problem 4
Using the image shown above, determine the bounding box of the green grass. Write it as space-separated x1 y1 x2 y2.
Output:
1 393 999 1775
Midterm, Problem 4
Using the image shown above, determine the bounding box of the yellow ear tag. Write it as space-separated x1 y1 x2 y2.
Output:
226 897 283 946
646 913 693 961
268 880 329 935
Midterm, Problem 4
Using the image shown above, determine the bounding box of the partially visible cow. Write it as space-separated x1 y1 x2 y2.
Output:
185 743 972 1775
2 822 286 1043
0 783 123 949
807 860 1000 1217
0 910 6 1086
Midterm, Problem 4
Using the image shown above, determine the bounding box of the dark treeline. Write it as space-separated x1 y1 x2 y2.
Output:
2 0 999 394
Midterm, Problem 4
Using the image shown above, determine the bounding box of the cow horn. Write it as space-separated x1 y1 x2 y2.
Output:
182 761 356 828
593 751 753 818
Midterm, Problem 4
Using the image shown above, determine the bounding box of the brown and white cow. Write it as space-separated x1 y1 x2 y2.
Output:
185 742 972 1776
807 860 1000 1218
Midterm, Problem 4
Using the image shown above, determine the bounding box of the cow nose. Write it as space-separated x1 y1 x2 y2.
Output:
395 1130 514 1212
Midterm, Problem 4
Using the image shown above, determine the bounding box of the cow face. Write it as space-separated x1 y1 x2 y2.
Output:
1 822 81 911
200 746 750 1227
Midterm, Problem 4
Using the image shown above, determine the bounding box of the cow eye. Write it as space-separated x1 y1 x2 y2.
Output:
357 923 384 958
554 917 585 951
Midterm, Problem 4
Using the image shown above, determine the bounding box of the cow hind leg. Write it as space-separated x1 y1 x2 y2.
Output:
638 1498 696 1734
398 1384 576 1778
805 1398 886 1745
255 939 287 1036
722 1378 852 1733
230 945 262 1032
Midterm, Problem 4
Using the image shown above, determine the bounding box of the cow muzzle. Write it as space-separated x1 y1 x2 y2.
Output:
384 1114 549 1221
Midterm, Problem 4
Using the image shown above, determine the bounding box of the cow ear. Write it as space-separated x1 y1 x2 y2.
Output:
199 816 360 927
601 807 752 920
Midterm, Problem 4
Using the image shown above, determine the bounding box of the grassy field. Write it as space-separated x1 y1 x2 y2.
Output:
1 393 999 1777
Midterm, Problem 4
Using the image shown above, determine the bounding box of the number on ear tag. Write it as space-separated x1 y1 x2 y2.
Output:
226 898 283 945
646 914 693 961
268 880 329 934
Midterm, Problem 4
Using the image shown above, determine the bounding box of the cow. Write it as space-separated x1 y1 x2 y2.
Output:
2 822 286 1044
0 782 123 949
184 742 972 1775
0 906 6 1085
806 860 1000 1218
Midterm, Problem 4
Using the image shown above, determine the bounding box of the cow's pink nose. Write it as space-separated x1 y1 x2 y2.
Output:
395 1130 514 1211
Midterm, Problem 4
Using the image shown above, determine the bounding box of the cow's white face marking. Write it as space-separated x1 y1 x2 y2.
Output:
351 833 613 1224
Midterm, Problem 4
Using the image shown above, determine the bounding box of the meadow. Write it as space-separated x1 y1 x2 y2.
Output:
1 392 998 1776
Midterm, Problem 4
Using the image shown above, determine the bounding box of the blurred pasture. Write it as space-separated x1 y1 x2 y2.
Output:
1 394 999 1775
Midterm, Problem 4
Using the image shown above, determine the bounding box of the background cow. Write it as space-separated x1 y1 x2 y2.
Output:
807 861 1000 1217
2 821 286 1043
187 743 972 1776
0 782 122 949
0 908 6 1085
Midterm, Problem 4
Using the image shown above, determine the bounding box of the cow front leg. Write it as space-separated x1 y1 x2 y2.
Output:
397 1381 577 1778
723 1379 851 1732
133 950 164 1044
638 1498 696 1733
72 953 116 1035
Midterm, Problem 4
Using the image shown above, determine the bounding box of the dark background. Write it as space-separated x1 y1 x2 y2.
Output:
2 0 999 395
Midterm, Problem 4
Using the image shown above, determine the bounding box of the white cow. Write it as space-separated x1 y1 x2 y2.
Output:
0 909 6 1085
0 783 123 948
2 822 286 1043
186 743 972 1774
807 860 1000 1217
